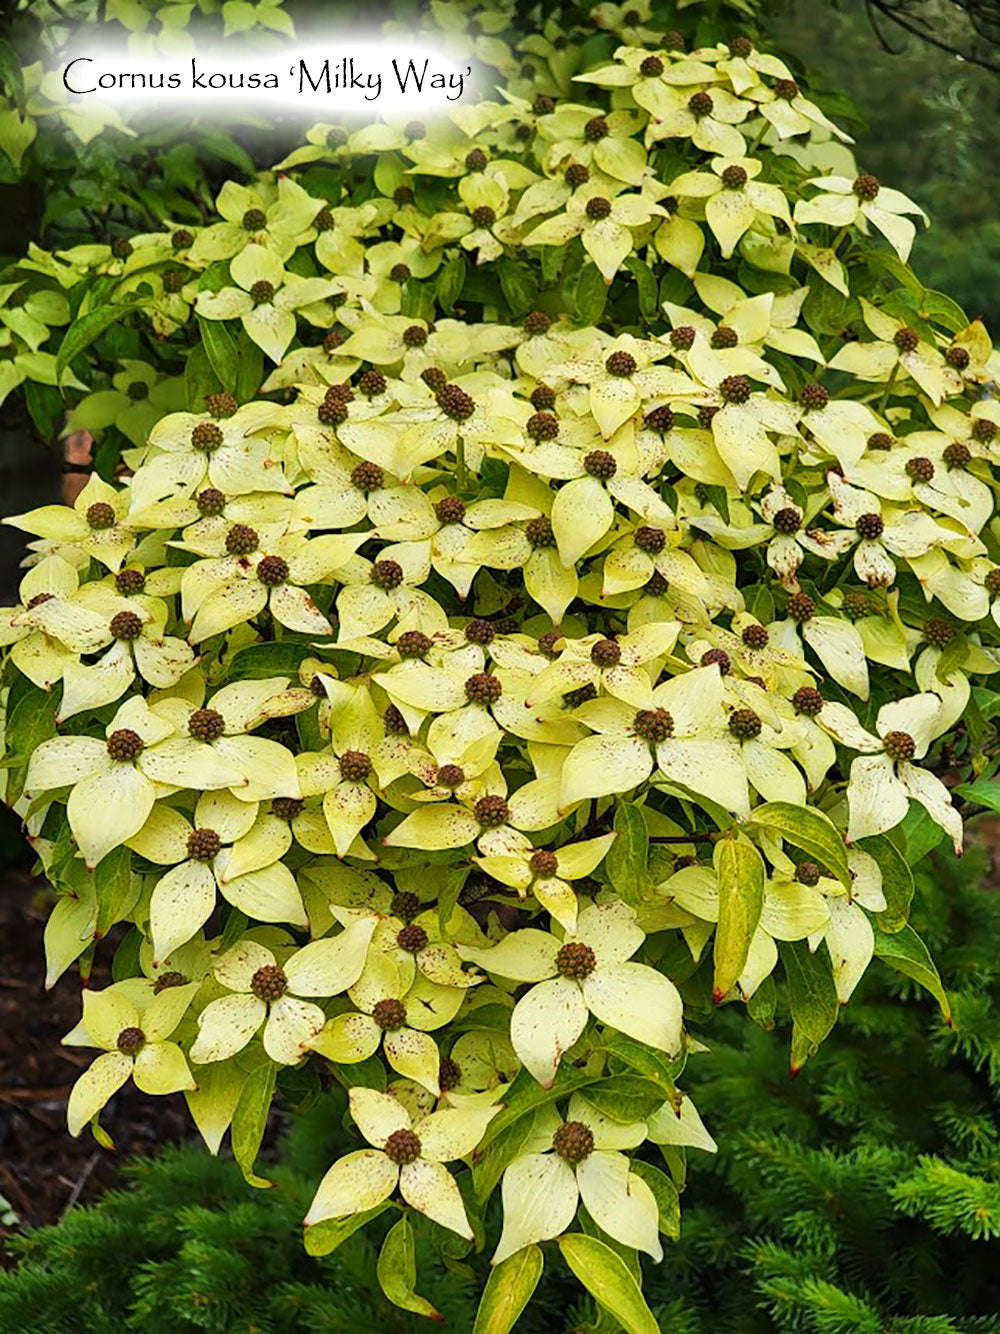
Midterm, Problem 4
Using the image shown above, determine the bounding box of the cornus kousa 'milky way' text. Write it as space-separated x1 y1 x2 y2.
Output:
1 0 996 1325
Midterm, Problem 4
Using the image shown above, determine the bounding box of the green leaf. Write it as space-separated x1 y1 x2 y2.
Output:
873 923 951 1023
472 1113 535 1204
57 300 144 382
375 1216 442 1321
575 263 607 325
93 845 137 938
231 1061 276 1188
582 1075 667 1123
899 804 947 864
713 835 765 1000
605 802 648 907
224 641 310 681
438 863 470 935
304 1202 390 1256
557 1234 659 1334
781 939 838 1073
436 255 467 313
857 833 913 932
748 801 851 891
497 258 537 317
197 316 240 394
954 778 1000 815
234 328 264 402
473 1245 544 1334
599 1030 678 1094
5 682 59 803
0 38 26 116
184 342 222 411
624 256 658 318
629 1161 680 1240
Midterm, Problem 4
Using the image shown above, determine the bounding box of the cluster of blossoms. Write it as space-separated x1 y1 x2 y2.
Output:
1 0 995 1320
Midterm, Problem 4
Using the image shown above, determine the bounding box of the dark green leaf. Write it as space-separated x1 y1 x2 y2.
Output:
473 1245 543 1334
231 1062 276 1188
781 939 838 1073
376 1216 442 1320
857 833 913 932
873 923 951 1022
197 316 240 394
605 802 648 907
304 1202 390 1256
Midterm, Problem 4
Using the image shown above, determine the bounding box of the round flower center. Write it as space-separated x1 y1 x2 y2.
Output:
585 196 612 221
249 280 275 305
384 1127 422 1165
397 924 429 954
256 556 288 587
438 1057 461 1091
894 326 920 354
127 380 149 401
719 374 751 404
775 77 799 100
107 728 144 762
742 623 769 649
475 795 510 828
670 326 696 351
171 229 193 250
339 750 372 782
882 730 915 762
526 516 555 548
372 998 407 1030
435 496 466 524
591 638 621 667
792 686 824 717
905 456 935 485
923 619 955 648
115 568 146 594
634 707 674 742
729 708 762 740
584 116 609 141
465 618 495 645
242 207 266 231
471 205 496 228
526 410 559 440
635 525 666 553
556 943 596 980
86 502 116 530
701 647 731 675
853 174 880 201
191 422 224 452
946 345 970 370
565 163 590 187
436 383 476 421
721 165 748 190
523 310 551 335
225 524 259 556
689 91 714 118
552 1120 595 1163
188 708 225 742
350 461 384 491
787 592 816 623
868 432 894 451
116 1026 145 1056
396 630 432 659
973 418 997 444
250 965 287 1001
197 487 227 516
466 148 488 171
985 567 1000 598
645 405 674 433
800 382 828 411
271 797 303 821
640 55 664 76
206 392 238 419
943 442 971 468
436 764 465 789
531 384 556 410
530 849 558 878
187 827 221 862
465 673 502 706
583 450 616 479
856 512 884 540
606 350 637 377
384 705 408 735
711 325 738 350
110 610 143 641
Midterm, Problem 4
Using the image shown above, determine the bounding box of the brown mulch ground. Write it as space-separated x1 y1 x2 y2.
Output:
0 866 191 1252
